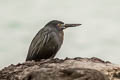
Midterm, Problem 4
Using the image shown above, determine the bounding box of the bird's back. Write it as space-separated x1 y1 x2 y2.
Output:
26 27 63 61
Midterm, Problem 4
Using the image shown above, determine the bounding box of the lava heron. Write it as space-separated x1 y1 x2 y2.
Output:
26 20 81 61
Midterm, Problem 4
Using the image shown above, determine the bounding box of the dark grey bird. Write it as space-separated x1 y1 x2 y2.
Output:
26 20 81 61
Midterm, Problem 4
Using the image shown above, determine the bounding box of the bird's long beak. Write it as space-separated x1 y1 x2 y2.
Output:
64 24 82 29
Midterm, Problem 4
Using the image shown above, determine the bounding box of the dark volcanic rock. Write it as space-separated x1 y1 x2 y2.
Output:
0 57 120 80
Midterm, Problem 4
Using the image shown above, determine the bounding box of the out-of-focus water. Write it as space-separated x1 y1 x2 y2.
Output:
0 0 120 69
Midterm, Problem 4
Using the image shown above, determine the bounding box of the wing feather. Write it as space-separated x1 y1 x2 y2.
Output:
26 28 50 60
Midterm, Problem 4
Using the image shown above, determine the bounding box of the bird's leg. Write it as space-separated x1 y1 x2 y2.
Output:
39 59 52 65
49 54 55 59
40 55 55 64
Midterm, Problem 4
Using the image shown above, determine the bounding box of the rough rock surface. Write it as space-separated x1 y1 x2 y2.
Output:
0 57 120 80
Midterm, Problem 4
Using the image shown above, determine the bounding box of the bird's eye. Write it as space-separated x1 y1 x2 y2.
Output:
57 24 62 27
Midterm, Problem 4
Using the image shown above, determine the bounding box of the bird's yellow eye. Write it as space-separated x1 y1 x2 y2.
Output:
57 24 61 27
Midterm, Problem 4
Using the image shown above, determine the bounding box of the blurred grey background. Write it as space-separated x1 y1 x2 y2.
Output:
0 0 120 69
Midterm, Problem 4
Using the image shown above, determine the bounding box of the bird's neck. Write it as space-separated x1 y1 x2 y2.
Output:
59 31 64 44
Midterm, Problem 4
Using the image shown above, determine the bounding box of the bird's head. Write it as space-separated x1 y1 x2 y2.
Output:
45 20 82 31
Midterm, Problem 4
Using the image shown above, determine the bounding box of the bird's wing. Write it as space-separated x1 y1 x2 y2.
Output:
27 27 52 60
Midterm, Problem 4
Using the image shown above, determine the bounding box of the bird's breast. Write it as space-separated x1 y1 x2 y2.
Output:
48 31 64 50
